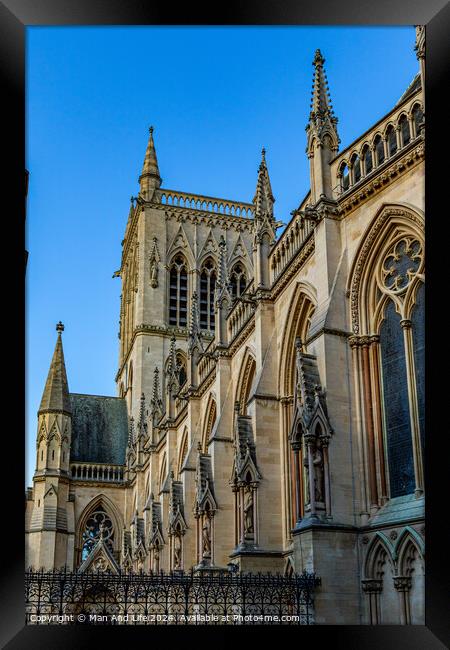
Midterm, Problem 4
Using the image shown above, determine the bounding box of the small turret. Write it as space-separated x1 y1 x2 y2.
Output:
36 322 72 475
305 50 340 204
253 148 276 289
139 126 162 199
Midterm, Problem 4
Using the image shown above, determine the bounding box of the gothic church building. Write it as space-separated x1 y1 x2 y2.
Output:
26 31 425 624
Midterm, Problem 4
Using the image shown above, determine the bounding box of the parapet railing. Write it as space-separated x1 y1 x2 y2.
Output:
198 352 216 384
270 214 314 282
70 462 125 483
154 189 254 218
227 296 257 343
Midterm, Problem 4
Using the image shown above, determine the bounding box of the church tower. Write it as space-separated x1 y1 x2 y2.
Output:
26 322 74 569
116 127 168 423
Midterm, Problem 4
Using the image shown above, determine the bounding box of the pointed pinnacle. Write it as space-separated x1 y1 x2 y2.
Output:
313 49 325 66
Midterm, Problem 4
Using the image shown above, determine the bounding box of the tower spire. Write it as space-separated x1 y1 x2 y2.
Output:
139 125 162 198
307 50 339 152
38 322 71 415
306 50 340 203
253 147 275 222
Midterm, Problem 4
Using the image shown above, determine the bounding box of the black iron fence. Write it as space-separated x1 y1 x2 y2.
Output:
25 568 320 625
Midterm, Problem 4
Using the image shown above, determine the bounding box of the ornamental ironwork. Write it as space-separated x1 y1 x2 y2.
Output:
25 568 320 625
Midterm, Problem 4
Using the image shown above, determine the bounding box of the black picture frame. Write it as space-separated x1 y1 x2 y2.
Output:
1 0 448 647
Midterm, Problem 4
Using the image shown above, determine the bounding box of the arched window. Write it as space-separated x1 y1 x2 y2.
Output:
340 163 350 192
169 254 188 327
386 125 397 157
199 258 216 331
374 135 385 166
412 104 423 137
230 263 247 299
399 114 410 147
379 300 415 496
81 506 115 562
363 145 373 176
350 211 424 505
351 154 361 184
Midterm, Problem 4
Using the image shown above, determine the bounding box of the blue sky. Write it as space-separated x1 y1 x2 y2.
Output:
26 26 418 485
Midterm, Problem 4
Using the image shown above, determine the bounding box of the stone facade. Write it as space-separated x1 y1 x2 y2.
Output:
26 32 425 625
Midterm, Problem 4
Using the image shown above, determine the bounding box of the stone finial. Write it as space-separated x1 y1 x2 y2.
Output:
313 49 325 67
56 321 64 333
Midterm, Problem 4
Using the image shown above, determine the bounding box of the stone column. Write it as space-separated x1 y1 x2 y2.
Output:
369 335 388 502
349 336 370 524
382 136 388 161
239 483 245 546
393 576 412 625
361 337 378 508
306 437 316 518
292 442 302 526
322 439 331 517
400 318 424 496
395 125 402 150
251 483 259 546
362 579 383 624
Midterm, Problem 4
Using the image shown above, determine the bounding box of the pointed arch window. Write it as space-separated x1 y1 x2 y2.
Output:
386 125 397 157
412 104 424 137
199 258 216 331
169 254 188 327
374 135 385 166
351 220 424 505
351 154 361 184
340 162 350 192
399 114 411 147
81 506 115 562
363 145 373 175
230 263 247 299
379 300 415 497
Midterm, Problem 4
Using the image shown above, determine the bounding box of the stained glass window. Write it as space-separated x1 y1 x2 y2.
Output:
81 507 114 562
380 300 415 497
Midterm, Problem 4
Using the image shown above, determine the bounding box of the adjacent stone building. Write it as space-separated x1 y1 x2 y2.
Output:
26 31 425 624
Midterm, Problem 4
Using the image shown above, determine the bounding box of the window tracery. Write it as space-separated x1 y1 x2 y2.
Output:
169 254 188 327
199 258 216 331
230 263 247 299
81 507 114 562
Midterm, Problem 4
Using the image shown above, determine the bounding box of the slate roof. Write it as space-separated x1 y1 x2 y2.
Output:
396 73 421 106
69 393 128 465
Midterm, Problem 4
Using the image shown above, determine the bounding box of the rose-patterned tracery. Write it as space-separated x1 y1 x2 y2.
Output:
381 238 422 293
81 507 114 561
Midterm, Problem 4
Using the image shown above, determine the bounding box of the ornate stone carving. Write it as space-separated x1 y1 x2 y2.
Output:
149 237 160 288
361 578 382 593
349 206 424 334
